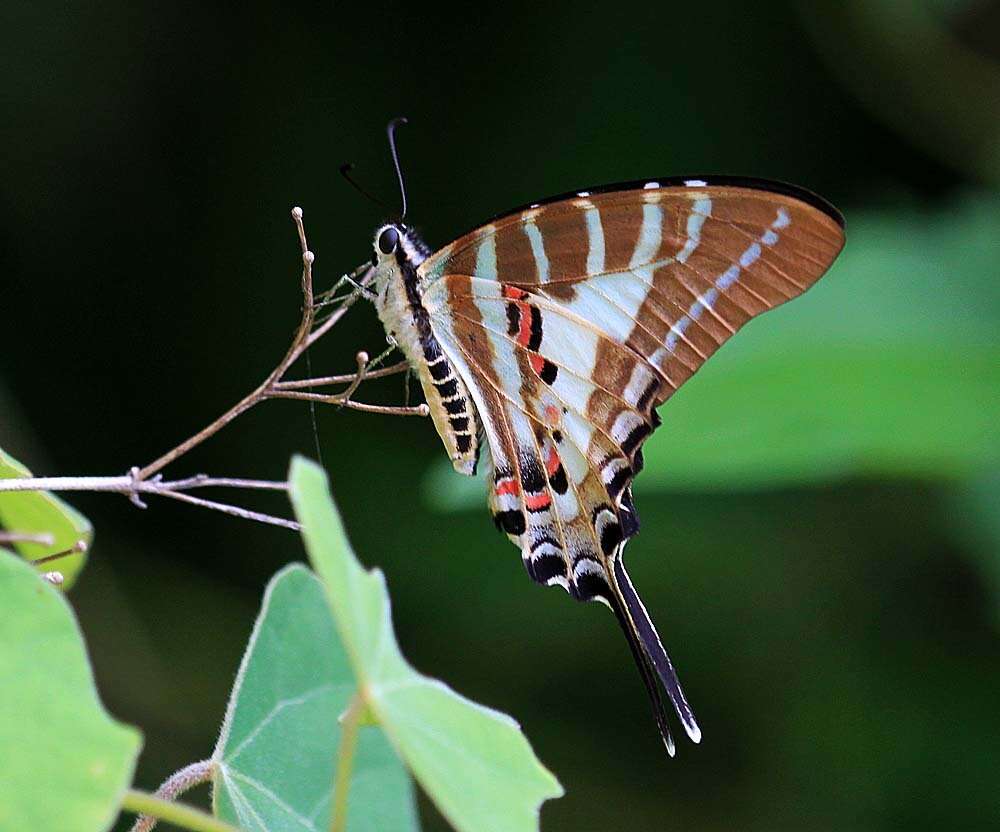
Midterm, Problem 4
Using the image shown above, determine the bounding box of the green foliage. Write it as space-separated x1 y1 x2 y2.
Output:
950 470 1000 624
0 448 91 586
213 563 419 832
425 195 1000 507
289 457 564 832
0 550 140 832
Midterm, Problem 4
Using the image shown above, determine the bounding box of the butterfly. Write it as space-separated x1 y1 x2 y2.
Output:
366 169 845 754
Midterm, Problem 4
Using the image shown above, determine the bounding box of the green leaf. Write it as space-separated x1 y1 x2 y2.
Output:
213 563 420 832
289 457 563 832
0 447 91 586
638 344 1000 489
0 549 141 832
423 195 1000 502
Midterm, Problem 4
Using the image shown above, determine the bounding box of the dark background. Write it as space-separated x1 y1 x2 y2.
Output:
3 1 999 830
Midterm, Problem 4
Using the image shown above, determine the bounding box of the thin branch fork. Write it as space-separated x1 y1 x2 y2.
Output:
0 474 299 530
0 207 426 531
273 360 411 391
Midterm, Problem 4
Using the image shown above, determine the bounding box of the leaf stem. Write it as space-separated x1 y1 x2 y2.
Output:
330 693 365 832
121 787 237 832
127 760 217 832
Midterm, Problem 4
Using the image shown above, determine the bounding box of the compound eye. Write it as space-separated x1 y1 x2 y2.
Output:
377 226 400 254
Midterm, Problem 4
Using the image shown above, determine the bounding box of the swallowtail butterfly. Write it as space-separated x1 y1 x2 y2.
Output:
367 158 845 754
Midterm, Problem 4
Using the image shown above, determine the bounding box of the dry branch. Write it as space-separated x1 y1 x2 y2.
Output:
0 207 424 529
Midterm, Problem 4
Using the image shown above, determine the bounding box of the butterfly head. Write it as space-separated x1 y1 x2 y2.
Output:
368 222 434 321
372 223 431 269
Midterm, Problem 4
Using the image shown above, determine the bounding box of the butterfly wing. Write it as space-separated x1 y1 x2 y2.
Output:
423 177 844 403
420 178 845 750
425 273 695 752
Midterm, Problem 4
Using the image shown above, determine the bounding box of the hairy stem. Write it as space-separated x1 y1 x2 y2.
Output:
128 760 217 832
122 786 235 832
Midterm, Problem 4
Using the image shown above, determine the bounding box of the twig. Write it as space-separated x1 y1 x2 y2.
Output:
0 207 425 529
31 540 88 566
340 351 369 404
274 359 409 390
0 474 297 529
128 760 216 832
134 210 324 481
267 390 430 417
0 475 289 494
157 490 300 530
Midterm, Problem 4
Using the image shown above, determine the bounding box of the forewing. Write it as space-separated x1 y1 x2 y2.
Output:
421 178 845 404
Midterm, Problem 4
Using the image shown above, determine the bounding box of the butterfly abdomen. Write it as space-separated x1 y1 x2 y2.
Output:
373 229 481 475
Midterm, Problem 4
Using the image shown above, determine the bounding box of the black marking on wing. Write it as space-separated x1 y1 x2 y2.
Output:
493 508 526 536
548 464 568 495
527 307 543 351
620 488 640 538
620 422 652 457
600 522 623 555
607 466 632 501
631 449 645 476
506 303 521 336
570 565 607 602
527 552 567 584
539 359 558 384
637 379 659 412
519 456 546 494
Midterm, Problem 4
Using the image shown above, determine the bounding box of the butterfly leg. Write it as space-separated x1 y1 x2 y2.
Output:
315 271 377 308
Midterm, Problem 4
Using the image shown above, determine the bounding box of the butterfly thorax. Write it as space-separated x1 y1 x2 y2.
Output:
370 223 481 476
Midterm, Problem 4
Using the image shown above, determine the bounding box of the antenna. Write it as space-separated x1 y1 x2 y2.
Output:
386 116 409 219
338 163 390 210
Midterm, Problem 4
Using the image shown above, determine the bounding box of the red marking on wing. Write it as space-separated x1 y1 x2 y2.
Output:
529 353 546 375
495 477 520 497
544 404 561 426
503 285 528 300
545 445 561 476
524 492 552 511
516 302 533 347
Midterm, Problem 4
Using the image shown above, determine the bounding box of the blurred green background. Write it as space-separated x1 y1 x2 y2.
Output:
3 1 999 829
